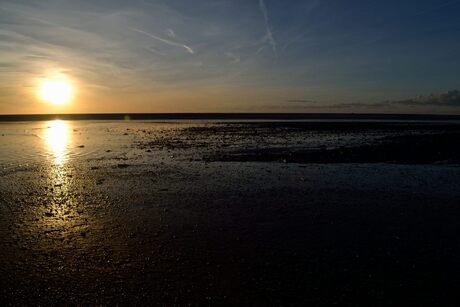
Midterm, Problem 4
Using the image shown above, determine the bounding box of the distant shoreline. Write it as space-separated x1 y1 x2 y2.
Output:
1 113 460 122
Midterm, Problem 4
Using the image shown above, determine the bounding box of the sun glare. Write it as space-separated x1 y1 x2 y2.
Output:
38 77 74 105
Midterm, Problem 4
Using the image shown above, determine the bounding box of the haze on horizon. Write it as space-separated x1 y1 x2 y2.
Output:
1 0 460 114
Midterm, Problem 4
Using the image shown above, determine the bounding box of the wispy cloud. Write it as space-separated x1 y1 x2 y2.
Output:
390 90 460 107
312 102 389 109
1 0 459 113
165 28 176 38
258 0 277 56
225 52 240 63
286 99 317 103
302 90 460 110
144 46 165 56
130 27 194 55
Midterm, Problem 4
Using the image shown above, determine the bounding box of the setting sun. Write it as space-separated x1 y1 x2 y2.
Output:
38 77 74 105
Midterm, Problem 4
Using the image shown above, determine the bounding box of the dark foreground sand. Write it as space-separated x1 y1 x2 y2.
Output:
1 121 460 306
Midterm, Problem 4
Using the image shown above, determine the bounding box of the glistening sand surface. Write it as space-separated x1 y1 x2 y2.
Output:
1 120 460 305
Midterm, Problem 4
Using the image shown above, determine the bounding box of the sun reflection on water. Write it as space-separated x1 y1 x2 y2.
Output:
38 120 90 243
45 120 70 166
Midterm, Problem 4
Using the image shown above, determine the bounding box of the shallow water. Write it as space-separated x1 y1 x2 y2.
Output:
0 120 410 167
1 120 460 305
0 120 334 170
1 121 126 166
2 120 458 169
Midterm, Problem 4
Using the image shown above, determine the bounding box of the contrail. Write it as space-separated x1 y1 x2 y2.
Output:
130 28 194 54
258 0 277 56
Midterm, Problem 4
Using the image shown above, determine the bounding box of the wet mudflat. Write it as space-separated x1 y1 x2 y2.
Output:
1 120 460 305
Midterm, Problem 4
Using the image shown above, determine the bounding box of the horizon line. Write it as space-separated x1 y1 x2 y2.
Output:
1 112 460 122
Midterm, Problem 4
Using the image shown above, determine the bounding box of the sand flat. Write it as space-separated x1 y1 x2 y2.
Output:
1 120 460 305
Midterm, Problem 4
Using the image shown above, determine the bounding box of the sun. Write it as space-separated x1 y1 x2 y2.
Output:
38 77 74 105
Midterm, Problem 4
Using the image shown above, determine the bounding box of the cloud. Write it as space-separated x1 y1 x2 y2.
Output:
130 27 194 54
258 0 277 56
392 90 460 106
286 99 317 103
318 102 389 109
225 52 240 63
268 102 388 110
144 46 165 56
1 0 458 114
302 90 460 110
165 28 176 38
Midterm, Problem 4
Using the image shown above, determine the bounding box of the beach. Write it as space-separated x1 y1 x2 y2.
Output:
1 119 460 305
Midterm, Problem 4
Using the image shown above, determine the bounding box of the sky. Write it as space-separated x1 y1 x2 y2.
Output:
1 0 460 114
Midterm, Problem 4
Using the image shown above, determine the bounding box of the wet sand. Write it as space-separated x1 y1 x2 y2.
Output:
1 120 460 305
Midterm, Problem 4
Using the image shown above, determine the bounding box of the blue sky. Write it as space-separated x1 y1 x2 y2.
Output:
1 0 460 113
